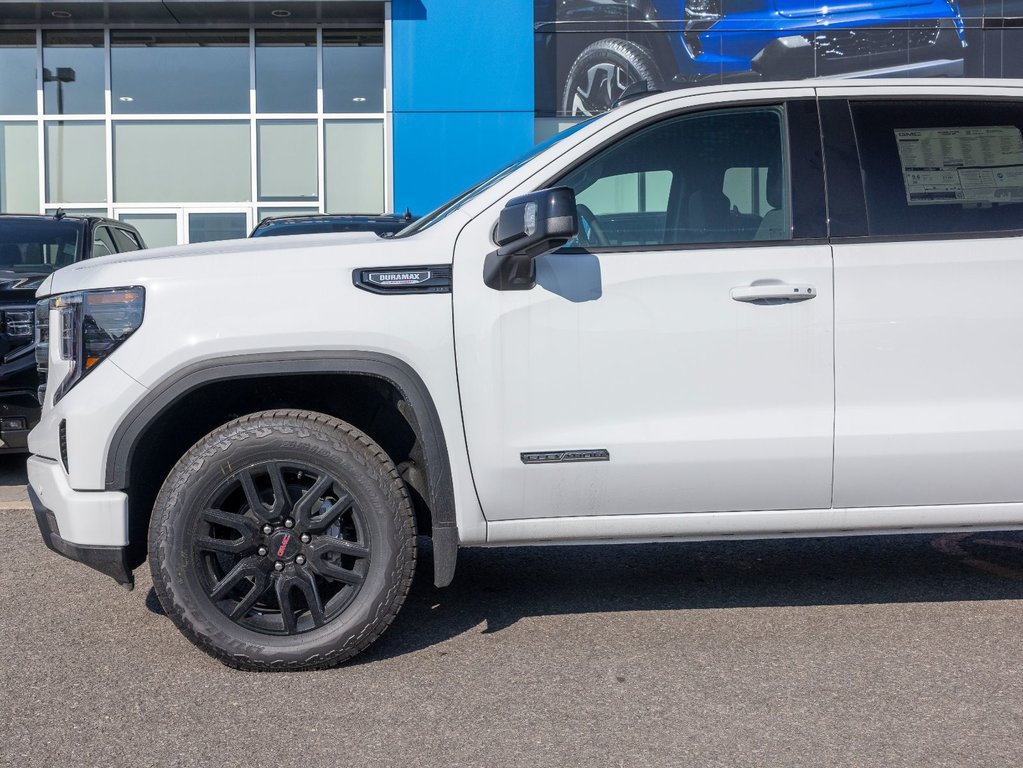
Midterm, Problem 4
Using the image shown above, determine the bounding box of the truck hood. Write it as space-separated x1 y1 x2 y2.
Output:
75 231 383 270
42 230 392 297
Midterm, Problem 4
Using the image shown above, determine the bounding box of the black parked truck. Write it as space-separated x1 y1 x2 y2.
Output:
0 212 146 451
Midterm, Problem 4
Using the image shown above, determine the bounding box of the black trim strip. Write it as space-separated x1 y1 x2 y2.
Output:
831 228 1023 245
555 237 830 256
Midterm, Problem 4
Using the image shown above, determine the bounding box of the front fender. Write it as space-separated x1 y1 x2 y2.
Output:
105 350 459 587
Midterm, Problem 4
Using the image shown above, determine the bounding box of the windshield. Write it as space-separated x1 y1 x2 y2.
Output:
0 219 83 272
394 118 599 238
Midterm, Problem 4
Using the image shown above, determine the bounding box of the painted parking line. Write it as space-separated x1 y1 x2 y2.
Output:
932 533 1023 580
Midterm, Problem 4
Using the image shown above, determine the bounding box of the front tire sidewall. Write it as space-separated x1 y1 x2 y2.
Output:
150 412 414 669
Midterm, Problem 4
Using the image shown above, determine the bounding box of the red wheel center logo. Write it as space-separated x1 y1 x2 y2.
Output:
276 533 292 558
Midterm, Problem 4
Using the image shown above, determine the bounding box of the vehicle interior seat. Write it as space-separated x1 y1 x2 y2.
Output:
754 166 788 241
664 166 734 244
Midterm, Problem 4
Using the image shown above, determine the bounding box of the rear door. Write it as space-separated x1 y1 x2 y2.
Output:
821 89 1023 507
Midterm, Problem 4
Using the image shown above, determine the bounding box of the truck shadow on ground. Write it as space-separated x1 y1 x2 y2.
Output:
143 531 1023 663
358 531 1023 664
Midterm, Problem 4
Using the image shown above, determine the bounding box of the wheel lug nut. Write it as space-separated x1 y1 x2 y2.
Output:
257 546 268 557
300 534 311 544
262 525 273 535
284 519 295 529
296 555 306 565
274 561 284 572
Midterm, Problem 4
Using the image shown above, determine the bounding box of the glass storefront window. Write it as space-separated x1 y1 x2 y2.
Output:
188 212 248 243
324 120 384 214
45 122 107 204
43 32 105 115
257 207 319 220
256 30 316 113
0 32 38 115
46 208 108 217
323 31 384 114
0 122 39 213
118 213 178 249
257 121 318 201
3 24 388 227
111 30 249 114
114 121 251 202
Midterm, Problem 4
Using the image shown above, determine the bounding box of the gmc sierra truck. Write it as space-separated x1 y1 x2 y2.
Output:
28 80 1023 670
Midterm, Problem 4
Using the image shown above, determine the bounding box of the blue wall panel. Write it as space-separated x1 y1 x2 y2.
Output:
392 111 534 215
391 0 536 213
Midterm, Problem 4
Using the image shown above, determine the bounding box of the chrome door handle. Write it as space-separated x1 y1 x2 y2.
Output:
730 283 816 305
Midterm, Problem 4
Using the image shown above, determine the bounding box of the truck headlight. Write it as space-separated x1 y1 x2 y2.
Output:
44 287 145 403
3 308 34 338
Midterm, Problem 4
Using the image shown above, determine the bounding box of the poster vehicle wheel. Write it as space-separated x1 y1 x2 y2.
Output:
561 38 662 117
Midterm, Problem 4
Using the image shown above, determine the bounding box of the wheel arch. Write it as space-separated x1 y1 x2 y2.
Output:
106 351 458 587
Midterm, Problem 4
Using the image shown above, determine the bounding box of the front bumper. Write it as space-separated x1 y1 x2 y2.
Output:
28 455 133 588
0 392 40 452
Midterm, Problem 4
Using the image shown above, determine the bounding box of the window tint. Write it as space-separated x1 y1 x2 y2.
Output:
558 107 789 249
92 226 116 257
849 100 1023 237
111 227 142 252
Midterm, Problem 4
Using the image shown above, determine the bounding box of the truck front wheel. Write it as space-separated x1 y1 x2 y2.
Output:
149 409 416 671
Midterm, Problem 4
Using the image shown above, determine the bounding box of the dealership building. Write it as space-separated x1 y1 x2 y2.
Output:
0 0 1018 247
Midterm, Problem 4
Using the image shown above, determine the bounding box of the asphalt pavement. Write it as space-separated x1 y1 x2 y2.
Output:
2 453 1023 767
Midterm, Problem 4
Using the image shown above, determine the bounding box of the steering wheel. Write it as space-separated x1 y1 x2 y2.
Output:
575 203 610 248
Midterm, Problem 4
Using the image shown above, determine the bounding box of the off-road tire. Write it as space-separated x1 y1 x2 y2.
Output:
149 409 416 671
561 38 662 116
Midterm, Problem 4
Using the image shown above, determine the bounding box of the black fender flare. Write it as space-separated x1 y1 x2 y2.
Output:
105 351 458 586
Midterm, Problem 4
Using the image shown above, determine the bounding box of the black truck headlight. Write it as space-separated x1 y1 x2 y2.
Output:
47 287 145 403
3 308 34 338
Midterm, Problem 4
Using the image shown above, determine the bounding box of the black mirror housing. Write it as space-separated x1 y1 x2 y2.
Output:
484 187 579 291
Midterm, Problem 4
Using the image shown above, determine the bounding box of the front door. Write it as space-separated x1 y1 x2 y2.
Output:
453 99 835 521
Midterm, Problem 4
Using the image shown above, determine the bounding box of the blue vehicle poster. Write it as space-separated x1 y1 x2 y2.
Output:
535 0 1016 116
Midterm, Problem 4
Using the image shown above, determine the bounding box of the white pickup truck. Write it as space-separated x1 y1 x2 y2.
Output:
27 80 1023 670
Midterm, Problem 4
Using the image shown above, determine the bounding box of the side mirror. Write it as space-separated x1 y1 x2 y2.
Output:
483 187 578 291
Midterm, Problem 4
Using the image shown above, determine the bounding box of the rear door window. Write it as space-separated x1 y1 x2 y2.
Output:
843 100 1023 237
111 227 142 252
92 225 117 257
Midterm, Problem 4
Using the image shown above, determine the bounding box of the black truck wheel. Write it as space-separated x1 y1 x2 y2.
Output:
561 38 662 117
149 409 416 671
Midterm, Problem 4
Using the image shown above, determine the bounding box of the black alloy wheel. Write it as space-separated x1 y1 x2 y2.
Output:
194 460 370 635
561 38 662 117
150 410 416 671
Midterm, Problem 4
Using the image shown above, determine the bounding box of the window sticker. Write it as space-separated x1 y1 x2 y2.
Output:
894 126 1023 206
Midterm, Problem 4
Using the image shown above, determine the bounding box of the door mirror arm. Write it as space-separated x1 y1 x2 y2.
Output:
483 187 579 291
